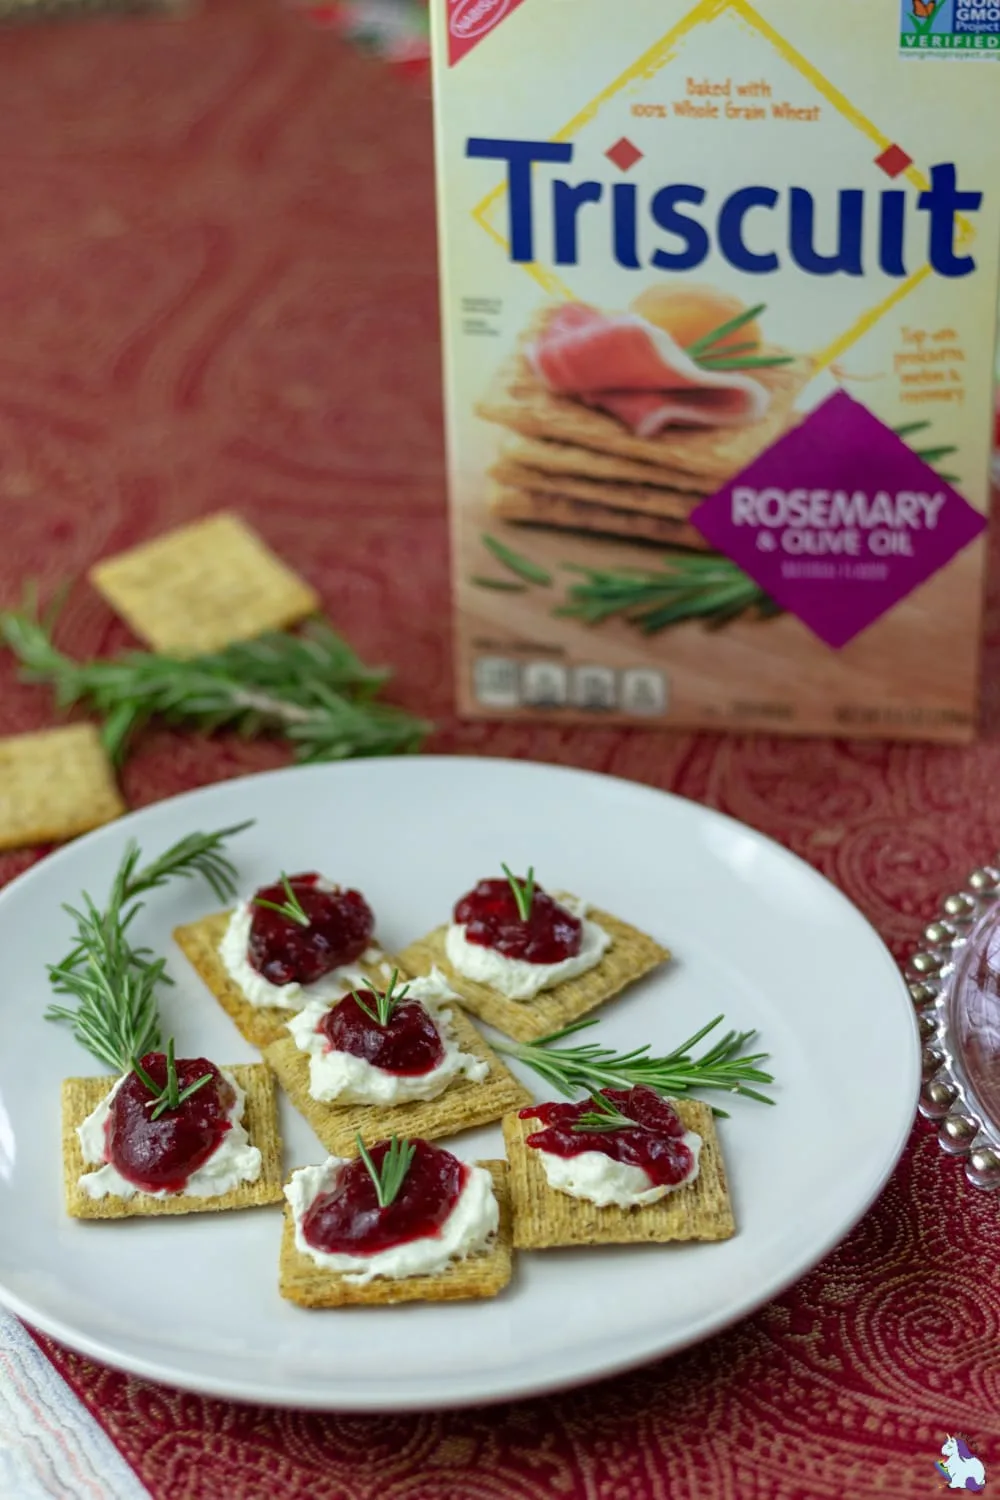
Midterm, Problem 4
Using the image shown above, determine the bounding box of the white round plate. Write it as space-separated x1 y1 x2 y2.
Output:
0 757 919 1410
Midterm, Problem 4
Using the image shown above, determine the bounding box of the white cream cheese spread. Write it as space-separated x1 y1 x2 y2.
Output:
285 1157 498 1282
77 1068 262 1200
445 892 611 1001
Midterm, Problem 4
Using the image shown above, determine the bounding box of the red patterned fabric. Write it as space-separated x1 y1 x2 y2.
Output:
1 3 999 1497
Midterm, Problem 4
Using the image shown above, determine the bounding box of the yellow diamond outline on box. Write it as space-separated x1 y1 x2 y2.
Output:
469 0 977 374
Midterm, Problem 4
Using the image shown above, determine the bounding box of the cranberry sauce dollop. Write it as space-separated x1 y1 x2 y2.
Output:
248 872 374 986
301 1139 468 1256
318 992 445 1076
453 877 582 964
520 1086 695 1187
106 1054 235 1194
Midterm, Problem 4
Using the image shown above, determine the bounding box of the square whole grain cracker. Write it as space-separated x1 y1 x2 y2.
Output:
502 436 719 494
396 910 670 1044
62 1063 284 1221
492 459 702 521
0 724 125 851
492 488 709 549
279 1160 513 1307
502 1100 734 1249
477 349 811 481
88 512 320 656
172 910 398 1051
262 1005 532 1156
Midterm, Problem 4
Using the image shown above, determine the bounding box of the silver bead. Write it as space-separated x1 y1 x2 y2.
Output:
923 920 957 947
966 1148 1000 1189
909 951 943 976
942 892 976 919
918 1014 938 1041
939 1113 978 1154
909 981 937 1006
922 1045 945 1077
967 867 1000 894
921 1078 957 1117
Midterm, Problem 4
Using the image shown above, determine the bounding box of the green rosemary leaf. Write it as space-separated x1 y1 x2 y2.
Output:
356 970 410 1027
935 472 960 484
892 420 932 439
571 1092 633 1133
253 872 310 928
693 340 760 361
685 303 766 358
494 1013 775 1112
911 444 959 463
0 597 430 767
356 1133 415 1209
471 575 529 593
502 863 535 922
557 555 776 634
481 534 553 587
690 354 795 371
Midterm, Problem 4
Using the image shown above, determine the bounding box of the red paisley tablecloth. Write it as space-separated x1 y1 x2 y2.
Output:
1 3 999 1497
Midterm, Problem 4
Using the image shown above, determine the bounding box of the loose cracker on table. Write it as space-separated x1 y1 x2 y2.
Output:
477 350 811 481
262 1005 532 1156
502 1101 734 1249
62 1064 284 1220
172 910 397 1051
491 487 710 550
88 511 320 656
279 1161 513 1307
502 436 719 494
396 911 670 1044
0 724 125 851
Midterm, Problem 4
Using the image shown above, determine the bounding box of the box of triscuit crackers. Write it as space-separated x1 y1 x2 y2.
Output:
429 0 1000 741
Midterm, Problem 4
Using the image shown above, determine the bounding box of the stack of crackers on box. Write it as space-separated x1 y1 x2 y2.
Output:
477 301 811 549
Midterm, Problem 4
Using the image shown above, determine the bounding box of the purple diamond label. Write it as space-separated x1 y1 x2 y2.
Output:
690 391 986 649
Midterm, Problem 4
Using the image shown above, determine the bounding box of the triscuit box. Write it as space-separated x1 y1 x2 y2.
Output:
430 0 1000 742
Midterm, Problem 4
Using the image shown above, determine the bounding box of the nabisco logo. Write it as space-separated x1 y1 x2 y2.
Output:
450 0 510 41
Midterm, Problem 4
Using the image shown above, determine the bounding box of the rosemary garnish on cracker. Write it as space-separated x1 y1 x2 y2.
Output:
0 598 430 766
558 554 778 633
495 1014 775 1115
353 969 411 1028
502 863 536 922
357 1133 416 1208
571 1092 634 1133
47 824 250 1071
133 1037 214 1121
253 873 311 928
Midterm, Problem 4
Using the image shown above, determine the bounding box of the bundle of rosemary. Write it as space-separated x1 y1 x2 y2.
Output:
48 823 249 1071
0 598 430 766
557 554 780 633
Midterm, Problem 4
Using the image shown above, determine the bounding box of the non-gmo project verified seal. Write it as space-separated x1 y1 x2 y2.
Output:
901 0 1000 55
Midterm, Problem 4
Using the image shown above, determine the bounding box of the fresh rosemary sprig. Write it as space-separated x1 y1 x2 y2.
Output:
0 598 430 766
481 533 553 587
47 824 251 1071
558 554 779 634
132 1037 214 1122
571 1092 634 1133
253 872 310 928
502 863 535 922
494 1014 775 1116
353 969 411 1028
356 1133 416 1209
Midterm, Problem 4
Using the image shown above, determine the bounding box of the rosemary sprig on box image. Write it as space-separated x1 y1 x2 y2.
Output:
557 553 780 634
685 303 794 373
0 594 431 767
